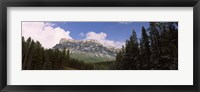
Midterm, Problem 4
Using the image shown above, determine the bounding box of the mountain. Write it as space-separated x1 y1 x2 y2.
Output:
53 38 120 63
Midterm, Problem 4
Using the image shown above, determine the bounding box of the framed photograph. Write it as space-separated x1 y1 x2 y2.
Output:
0 0 199 92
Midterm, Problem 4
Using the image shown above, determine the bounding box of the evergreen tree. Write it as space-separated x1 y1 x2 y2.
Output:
158 22 178 69
22 37 32 69
123 30 140 69
59 48 66 69
66 49 70 61
25 40 35 70
140 26 151 69
31 41 43 69
148 22 161 69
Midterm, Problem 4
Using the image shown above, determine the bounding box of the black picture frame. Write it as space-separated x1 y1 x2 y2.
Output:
0 0 199 92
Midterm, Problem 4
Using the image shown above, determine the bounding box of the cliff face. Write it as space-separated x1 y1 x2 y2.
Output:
53 38 119 62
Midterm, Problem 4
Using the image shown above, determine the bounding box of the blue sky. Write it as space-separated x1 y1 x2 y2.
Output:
51 22 149 42
22 22 150 48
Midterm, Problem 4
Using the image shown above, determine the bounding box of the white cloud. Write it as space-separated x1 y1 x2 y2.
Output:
22 22 72 48
118 22 132 24
44 22 56 26
85 32 125 48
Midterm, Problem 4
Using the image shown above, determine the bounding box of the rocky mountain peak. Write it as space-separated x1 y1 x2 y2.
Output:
59 38 101 45
53 38 120 62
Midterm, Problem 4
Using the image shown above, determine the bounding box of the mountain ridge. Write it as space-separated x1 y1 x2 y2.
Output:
53 38 120 63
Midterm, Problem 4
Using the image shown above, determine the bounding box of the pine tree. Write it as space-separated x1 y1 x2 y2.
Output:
148 22 161 69
59 48 66 69
22 37 26 64
25 40 36 70
158 22 178 69
147 22 178 69
140 26 151 69
123 30 140 69
22 37 32 69
66 49 70 61
31 41 43 69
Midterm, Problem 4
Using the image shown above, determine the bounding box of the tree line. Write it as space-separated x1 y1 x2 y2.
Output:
115 22 178 70
22 37 94 70
22 36 115 70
